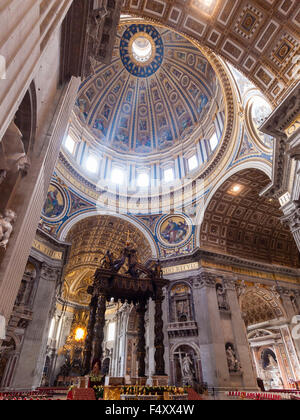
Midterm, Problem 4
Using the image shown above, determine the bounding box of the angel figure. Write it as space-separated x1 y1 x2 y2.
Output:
0 209 17 249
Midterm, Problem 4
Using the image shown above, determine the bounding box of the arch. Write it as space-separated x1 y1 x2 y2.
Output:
239 286 287 327
195 161 272 245
170 341 203 386
119 5 300 104
169 282 194 323
197 167 299 267
59 210 158 259
0 81 37 212
170 341 201 359
14 81 37 155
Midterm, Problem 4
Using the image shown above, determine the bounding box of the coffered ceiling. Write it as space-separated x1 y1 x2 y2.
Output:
121 0 300 104
65 215 153 274
200 168 300 267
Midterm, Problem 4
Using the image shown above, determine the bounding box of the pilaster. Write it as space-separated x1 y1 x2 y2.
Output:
10 263 60 389
223 278 257 389
192 272 230 388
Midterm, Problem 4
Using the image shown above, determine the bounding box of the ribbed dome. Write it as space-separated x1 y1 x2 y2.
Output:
74 24 222 157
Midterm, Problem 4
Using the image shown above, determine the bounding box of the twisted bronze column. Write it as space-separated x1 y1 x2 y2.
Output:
92 293 107 366
154 291 166 376
82 294 98 375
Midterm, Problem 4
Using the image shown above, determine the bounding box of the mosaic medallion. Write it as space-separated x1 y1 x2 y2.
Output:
120 24 164 78
158 215 191 246
42 184 67 221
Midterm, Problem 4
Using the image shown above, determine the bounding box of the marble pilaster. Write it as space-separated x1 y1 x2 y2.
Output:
223 278 258 389
10 263 60 390
192 273 230 388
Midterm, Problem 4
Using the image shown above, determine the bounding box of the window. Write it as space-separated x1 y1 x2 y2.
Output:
107 322 116 341
64 135 76 155
210 133 218 151
137 173 150 188
111 168 125 185
188 155 198 171
86 154 99 174
164 168 174 183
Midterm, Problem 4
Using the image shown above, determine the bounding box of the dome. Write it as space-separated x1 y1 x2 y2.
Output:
74 23 224 159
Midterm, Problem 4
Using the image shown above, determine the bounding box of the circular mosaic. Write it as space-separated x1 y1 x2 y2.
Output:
158 215 191 246
42 184 67 221
120 24 164 78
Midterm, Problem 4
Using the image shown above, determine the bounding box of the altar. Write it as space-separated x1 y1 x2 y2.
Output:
80 244 169 387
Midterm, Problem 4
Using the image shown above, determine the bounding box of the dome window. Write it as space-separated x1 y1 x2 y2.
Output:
132 36 153 63
111 168 125 185
188 155 198 171
210 133 219 151
164 168 174 183
86 154 99 174
137 172 150 188
64 135 76 155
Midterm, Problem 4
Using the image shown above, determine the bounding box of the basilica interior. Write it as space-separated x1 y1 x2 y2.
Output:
0 0 300 401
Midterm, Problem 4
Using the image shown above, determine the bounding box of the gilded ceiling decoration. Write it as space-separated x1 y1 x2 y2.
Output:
200 168 300 267
240 287 285 327
121 0 300 104
74 23 222 156
62 215 154 305
65 215 153 274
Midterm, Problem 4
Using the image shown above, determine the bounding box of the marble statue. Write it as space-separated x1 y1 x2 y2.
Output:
0 209 17 249
100 250 114 269
226 345 241 373
182 353 194 377
263 353 283 390
154 260 163 278
216 283 228 310
0 121 30 177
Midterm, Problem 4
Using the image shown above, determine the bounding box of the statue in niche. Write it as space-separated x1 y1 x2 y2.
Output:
0 121 30 179
182 353 194 377
174 345 198 386
176 300 189 322
0 209 17 249
261 349 283 390
16 280 27 306
226 344 241 373
216 283 229 311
